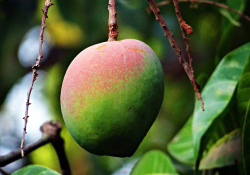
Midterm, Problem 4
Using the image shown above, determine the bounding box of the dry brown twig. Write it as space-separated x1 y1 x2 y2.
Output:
147 0 250 22
21 0 54 157
172 0 204 109
172 0 193 68
173 0 193 35
147 0 204 110
108 0 119 41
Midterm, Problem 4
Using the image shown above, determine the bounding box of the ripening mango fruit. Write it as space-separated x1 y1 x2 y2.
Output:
60 39 164 157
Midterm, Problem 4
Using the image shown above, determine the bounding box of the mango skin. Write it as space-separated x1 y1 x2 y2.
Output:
60 39 164 157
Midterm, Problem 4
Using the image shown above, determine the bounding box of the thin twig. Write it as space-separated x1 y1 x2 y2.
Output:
172 0 193 69
108 0 118 41
173 0 193 35
147 0 204 110
147 0 250 22
1 121 71 175
21 0 54 157
172 0 204 110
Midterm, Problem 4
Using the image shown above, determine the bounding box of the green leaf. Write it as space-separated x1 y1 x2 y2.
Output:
194 96 241 171
219 9 241 27
192 43 250 169
200 129 242 169
216 0 246 62
168 116 194 166
236 33 250 175
242 100 250 174
11 165 61 175
197 62 247 170
130 150 179 175
237 57 250 120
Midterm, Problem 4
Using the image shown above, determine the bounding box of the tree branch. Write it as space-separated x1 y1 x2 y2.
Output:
1 134 51 167
0 168 10 175
172 0 204 110
21 0 54 157
1 121 71 175
41 122 71 175
147 0 250 22
147 0 204 110
108 0 118 41
173 0 193 35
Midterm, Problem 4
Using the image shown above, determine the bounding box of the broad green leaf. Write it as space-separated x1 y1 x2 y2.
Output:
216 0 246 62
168 116 194 166
242 100 250 174
198 58 246 169
130 150 179 175
194 96 241 172
11 165 61 175
192 43 250 169
237 57 250 121
237 54 250 174
200 129 242 169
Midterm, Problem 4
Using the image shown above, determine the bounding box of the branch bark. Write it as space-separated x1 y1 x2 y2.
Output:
1 134 51 167
21 0 54 157
108 0 118 41
172 0 204 110
41 122 71 175
172 0 193 67
0 168 10 175
173 0 193 35
147 0 250 22
1 121 71 175
147 0 204 110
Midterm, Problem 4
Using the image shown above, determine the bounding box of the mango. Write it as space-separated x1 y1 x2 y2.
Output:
60 39 164 157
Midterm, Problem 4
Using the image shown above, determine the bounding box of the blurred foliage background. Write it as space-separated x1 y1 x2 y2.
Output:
0 0 249 174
